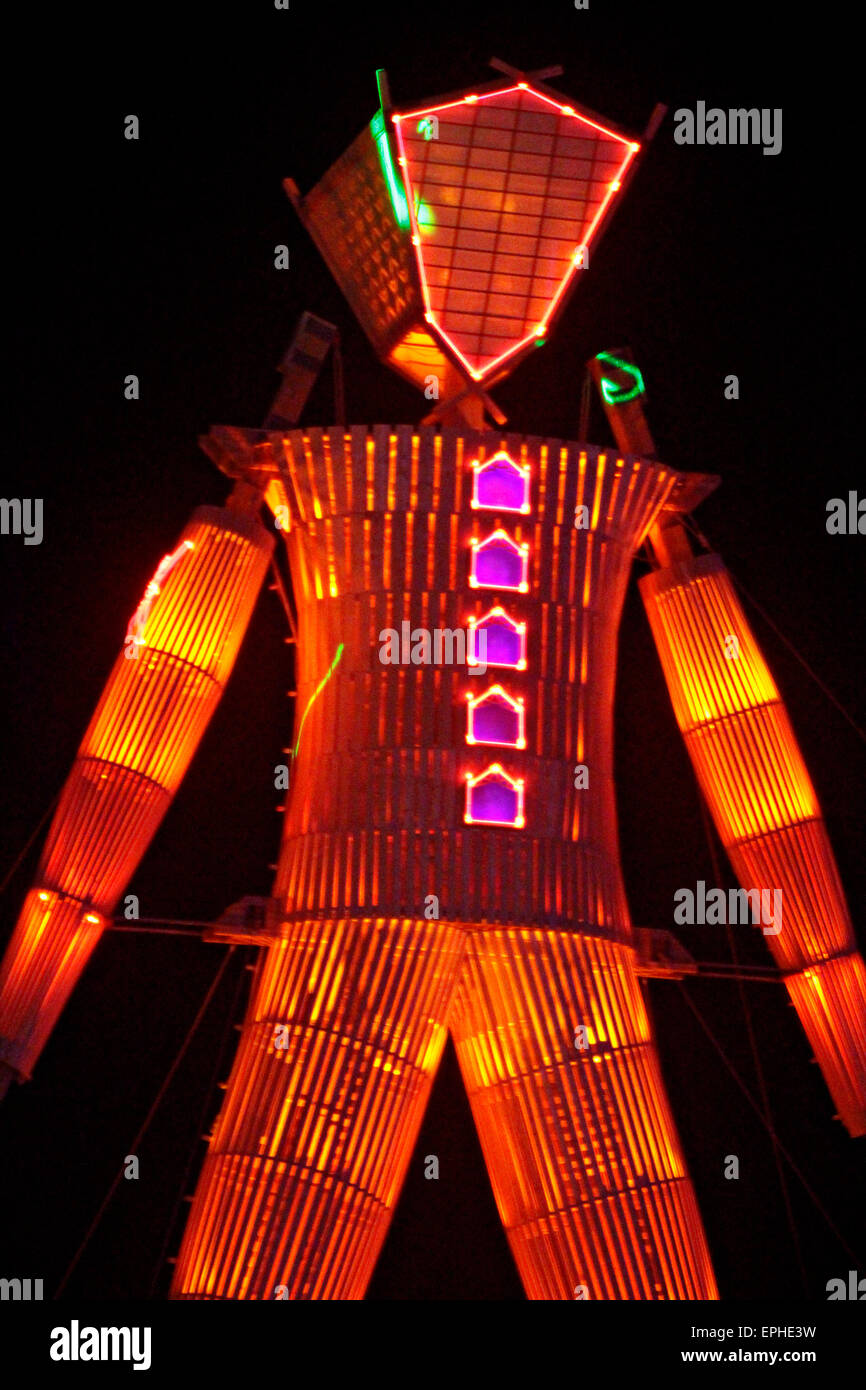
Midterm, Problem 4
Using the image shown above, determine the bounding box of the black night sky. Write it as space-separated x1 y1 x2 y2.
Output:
2 0 864 1307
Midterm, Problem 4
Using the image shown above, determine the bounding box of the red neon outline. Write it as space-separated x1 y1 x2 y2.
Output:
469 529 530 593
394 84 637 147
464 761 526 828
466 684 526 749
468 606 527 670
471 450 531 514
392 85 639 380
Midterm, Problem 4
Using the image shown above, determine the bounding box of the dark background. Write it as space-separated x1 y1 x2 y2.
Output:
2 0 863 1302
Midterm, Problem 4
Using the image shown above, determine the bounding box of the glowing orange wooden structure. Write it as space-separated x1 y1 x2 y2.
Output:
641 554 866 1138
167 424 718 1300
0 497 274 1084
1 64 863 1302
596 346 866 1144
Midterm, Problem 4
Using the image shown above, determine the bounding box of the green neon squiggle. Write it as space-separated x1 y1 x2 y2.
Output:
596 351 645 405
292 643 345 759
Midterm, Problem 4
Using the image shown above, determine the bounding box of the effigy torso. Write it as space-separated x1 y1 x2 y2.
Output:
238 424 684 936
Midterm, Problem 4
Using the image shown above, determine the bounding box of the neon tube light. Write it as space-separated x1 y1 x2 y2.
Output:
396 85 638 146
471 452 531 513
466 685 526 748
292 642 345 759
596 352 646 405
126 540 195 650
469 530 530 592
372 110 410 228
468 607 527 669
464 762 525 828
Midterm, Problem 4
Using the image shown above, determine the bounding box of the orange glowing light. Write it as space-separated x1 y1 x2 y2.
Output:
642 551 866 1136
450 929 719 1298
0 505 273 1084
170 917 463 1299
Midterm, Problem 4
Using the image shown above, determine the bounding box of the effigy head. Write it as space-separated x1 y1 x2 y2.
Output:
286 62 657 426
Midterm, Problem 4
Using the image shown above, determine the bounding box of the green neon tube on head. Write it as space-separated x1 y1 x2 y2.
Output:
371 110 410 228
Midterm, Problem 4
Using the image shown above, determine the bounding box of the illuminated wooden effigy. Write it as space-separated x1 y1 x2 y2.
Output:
1 62 862 1303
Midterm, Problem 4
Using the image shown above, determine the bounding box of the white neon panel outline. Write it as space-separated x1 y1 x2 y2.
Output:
466 685 526 748
471 451 531 514
468 606 527 670
464 762 526 828
469 529 529 592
